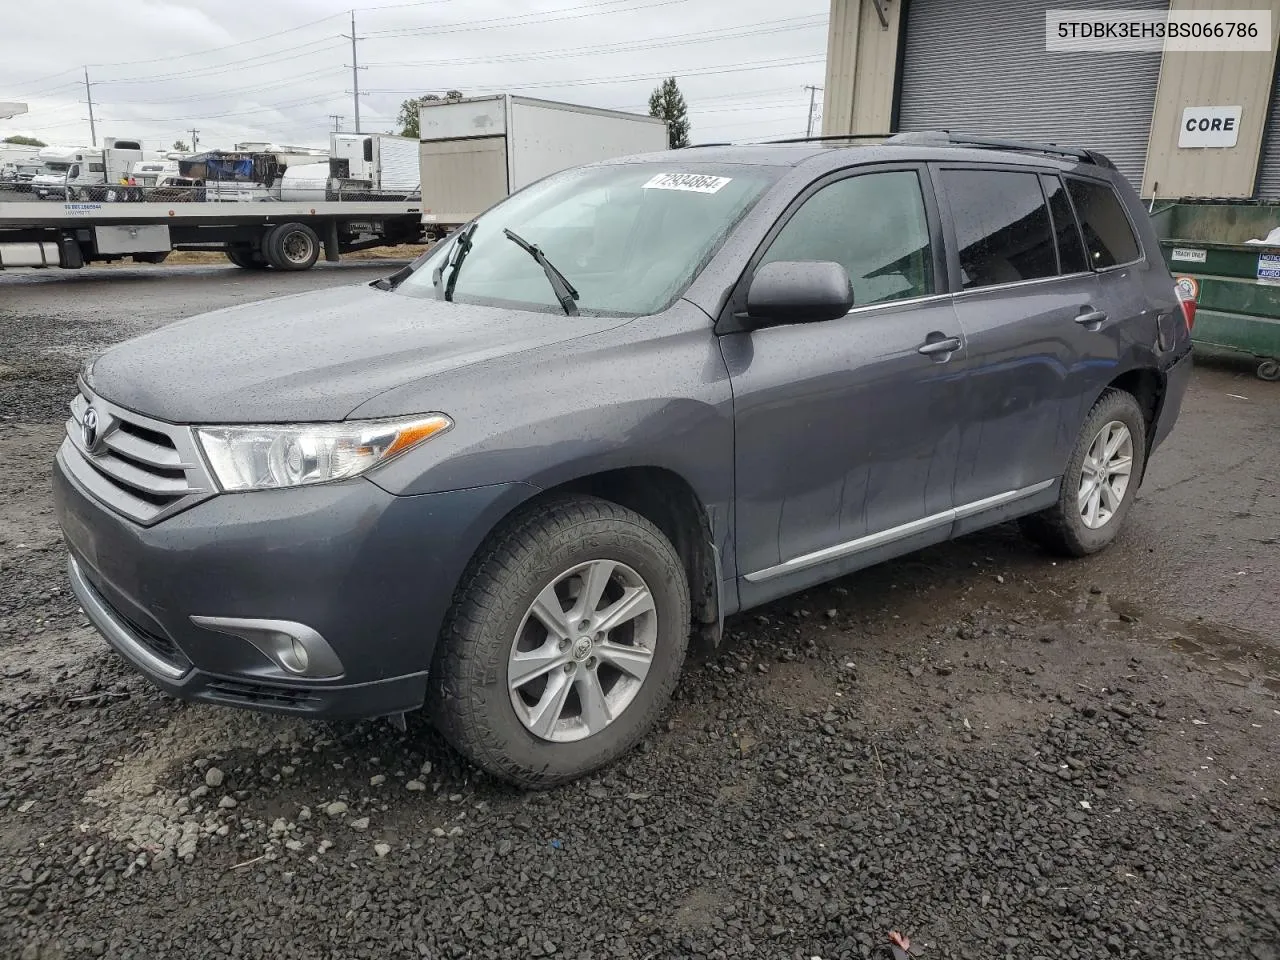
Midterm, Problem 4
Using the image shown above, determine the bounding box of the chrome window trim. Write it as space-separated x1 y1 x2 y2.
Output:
743 480 1056 583
843 291 954 316
951 270 1095 299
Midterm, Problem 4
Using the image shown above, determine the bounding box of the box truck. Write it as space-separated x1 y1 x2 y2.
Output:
417 95 667 230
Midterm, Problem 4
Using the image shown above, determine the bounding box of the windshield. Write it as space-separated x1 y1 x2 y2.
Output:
44 162 70 173
395 162 779 316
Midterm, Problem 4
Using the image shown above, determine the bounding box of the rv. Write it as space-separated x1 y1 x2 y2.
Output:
30 138 150 200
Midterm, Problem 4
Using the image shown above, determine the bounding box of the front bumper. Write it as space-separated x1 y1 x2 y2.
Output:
53 444 534 718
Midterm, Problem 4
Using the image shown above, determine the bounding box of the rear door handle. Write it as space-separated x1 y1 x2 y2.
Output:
918 335 962 357
1075 309 1107 328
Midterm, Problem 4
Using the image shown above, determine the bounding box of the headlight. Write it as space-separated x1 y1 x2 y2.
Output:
196 414 452 492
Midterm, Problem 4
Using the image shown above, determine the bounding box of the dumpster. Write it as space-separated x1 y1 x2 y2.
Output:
1153 202 1280 381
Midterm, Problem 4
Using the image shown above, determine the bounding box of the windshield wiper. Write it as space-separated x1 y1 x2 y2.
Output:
432 221 477 301
502 228 579 316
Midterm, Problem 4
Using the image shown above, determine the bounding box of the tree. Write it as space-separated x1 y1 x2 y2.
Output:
396 90 465 138
648 77 690 149
172 139 189 152
3 134 45 147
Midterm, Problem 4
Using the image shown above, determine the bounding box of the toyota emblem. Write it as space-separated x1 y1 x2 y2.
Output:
82 407 99 451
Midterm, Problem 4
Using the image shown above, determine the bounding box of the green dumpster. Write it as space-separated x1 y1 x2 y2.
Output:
1153 202 1280 381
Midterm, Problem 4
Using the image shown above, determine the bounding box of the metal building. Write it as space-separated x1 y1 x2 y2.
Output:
822 0 1280 199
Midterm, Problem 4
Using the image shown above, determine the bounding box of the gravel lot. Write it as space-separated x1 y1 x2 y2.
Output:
2 264 1278 960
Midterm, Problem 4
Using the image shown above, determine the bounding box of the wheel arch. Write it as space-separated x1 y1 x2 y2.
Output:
1096 367 1164 481
460 466 725 646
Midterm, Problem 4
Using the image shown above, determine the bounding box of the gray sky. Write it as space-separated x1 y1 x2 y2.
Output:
1 0 829 152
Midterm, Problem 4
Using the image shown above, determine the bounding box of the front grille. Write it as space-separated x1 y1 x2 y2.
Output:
63 386 215 525
204 679 322 708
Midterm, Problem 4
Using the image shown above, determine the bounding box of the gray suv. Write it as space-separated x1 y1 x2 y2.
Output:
53 134 1194 787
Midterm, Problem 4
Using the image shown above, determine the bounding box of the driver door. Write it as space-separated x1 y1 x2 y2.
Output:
721 165 969 606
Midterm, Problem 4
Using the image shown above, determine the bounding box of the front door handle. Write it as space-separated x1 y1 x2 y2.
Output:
1075 309 1107 328
918 335 962 357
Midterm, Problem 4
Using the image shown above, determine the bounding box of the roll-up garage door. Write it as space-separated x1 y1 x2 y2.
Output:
897 0 1168 190
1254 65 1280 200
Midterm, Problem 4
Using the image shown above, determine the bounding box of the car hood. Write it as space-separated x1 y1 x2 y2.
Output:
86 284 625 423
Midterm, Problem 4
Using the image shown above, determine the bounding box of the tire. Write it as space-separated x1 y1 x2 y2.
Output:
264 222 320 271
428 495 690 788
1020 388 1148 557
225 247 268 270
1257 359 1280 382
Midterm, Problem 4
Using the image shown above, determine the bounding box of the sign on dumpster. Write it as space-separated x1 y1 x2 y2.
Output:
1257 253 1280 286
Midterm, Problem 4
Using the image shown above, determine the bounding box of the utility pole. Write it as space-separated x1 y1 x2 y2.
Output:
804 85 823 138
329 114 344 132
83 67 97 146
342 11 367 133
189 128 200 151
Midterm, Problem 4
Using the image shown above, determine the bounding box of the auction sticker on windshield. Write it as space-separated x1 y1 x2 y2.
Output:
643 173 732 194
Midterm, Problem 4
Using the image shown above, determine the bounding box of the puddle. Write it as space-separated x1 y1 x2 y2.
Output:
1109 597 1280 696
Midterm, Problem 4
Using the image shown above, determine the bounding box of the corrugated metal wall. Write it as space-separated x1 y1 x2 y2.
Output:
1256 65 1280 200
897 0 1168 189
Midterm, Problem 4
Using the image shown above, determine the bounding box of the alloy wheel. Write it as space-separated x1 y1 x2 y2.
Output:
507 559 657 743
1078 420 1133 529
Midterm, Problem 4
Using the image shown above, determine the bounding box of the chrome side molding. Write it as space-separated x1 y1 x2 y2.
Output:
744 479 1056 583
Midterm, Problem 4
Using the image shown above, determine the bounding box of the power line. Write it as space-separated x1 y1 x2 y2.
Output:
363 54 826 95
364 0 691 38
98 39 346 85
102 69 343 105
364 15 826 68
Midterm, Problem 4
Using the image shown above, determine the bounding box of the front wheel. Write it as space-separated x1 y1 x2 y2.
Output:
428 496 690 788
1020 388 1148 557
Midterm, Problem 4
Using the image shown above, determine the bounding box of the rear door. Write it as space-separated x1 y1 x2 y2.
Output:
934 165 1111 512
724 164 969 604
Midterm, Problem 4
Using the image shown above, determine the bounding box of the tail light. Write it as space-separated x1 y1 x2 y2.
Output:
1174 278 1198 331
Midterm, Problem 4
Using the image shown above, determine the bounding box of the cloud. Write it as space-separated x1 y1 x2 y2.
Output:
0 0 827 151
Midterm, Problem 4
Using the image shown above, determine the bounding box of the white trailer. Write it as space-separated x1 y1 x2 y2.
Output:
417 95 667 230
0 198 425 272
330 132 420 199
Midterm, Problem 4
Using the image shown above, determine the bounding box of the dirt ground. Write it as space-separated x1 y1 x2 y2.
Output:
1 264 1277 960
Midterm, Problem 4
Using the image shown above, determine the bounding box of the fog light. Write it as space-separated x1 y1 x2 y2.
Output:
189 615 344 680
279 636 310 674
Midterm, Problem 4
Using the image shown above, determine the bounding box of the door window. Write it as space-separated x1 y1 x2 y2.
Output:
1040 174 1089 274
759 170 934 307
67 165 80 180
1065 177 1141 269
942 169 1057 289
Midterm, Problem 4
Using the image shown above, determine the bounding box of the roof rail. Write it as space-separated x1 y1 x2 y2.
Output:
884 130 1115 168
764 133 893 144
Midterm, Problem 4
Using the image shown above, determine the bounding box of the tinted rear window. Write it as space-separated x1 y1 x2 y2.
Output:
1066 177 1141 268
942 169 1058 289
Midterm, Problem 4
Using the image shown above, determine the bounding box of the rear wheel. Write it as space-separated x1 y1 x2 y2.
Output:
264 222 320 271
225 246 268 270
1020 388 1148 557
428 496 690 788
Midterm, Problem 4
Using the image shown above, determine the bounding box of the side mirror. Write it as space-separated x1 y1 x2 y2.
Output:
744 261 854 328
